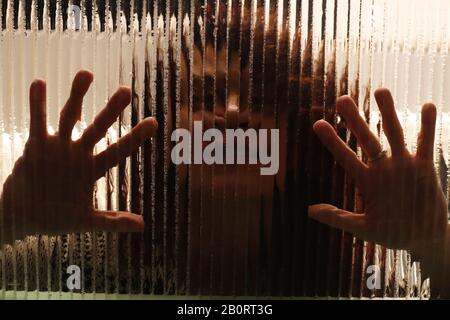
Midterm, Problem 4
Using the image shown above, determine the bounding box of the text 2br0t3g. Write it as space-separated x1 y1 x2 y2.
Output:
177 304 273 317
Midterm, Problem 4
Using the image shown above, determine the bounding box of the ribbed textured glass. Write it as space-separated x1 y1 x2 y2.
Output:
0 0 449 299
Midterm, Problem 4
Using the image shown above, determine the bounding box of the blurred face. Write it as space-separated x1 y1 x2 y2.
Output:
171 15 287 290
177 43 267 193
195 45 251 130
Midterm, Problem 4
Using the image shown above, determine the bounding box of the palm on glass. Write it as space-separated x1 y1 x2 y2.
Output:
1 70 157 244
309 89 448 256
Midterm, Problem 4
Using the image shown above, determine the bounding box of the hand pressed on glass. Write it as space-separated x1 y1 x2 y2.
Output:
309 88 450 296
0 70 158 244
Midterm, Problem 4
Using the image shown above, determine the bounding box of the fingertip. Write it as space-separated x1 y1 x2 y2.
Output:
117 86 132 104
374 88 392 104
31 78 46 87
313 119 332 135
76 70 94 83
422 102 437 118
420 103 437 133
137 219 145 233
146 117 158 129
71 70 94 98
30 79 46 98
336 95 357 115
125 214 145 233
308 204 338 220
313 119 325 130
336 95 351 101
308 205 320 217
118 85 132 94
94 211 145 233
417 103 437 161
140 117 159 138
145 117 159 130
30 79 47 93
374 87 390 97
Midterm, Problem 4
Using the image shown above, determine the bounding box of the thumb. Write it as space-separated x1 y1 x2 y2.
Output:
308 204 366 238
91 210 145 233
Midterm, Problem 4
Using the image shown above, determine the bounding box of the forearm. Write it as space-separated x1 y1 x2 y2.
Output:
0 196 15 246
0 197 5 246
413 224 450 299
0 197 8 246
